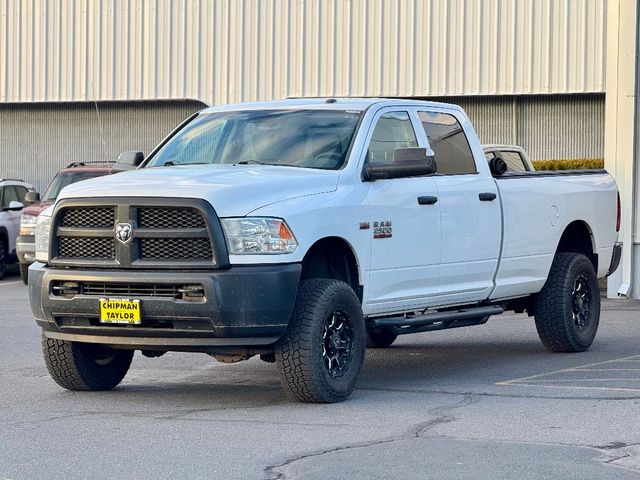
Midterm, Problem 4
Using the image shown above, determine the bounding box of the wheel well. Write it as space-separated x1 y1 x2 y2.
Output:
0 228 7 248
301 237 361 300
556 221 597 270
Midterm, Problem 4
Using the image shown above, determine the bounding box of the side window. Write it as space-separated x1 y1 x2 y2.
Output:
500 151 527 172
1 186 18 208
14 186 28 203
418 111 476 175
367 111 418 164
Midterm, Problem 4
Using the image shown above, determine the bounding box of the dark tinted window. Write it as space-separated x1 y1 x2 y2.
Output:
43 171 107 202
500 150 527 172
368 112 418 164
1 186 19 208
418 111 476 175
14 186 28 203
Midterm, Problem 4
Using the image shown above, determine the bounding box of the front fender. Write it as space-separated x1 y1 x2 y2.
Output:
228 190 370 281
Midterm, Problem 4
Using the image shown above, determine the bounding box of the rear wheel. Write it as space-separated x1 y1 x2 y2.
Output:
534 252 600 352
366 327 398 348
276 279 365 403
42 335 134 391
19 263 29 284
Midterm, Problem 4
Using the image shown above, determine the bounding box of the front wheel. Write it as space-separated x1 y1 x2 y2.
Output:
534 252 600 352
42 335 134 391
276 279 365 403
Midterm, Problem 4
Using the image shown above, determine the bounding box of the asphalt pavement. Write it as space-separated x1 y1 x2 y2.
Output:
1 268 640 479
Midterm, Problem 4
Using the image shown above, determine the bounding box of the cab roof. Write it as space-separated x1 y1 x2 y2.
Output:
201 97 463 114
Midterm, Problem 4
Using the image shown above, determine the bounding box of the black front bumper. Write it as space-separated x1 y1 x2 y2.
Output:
30 262 301 352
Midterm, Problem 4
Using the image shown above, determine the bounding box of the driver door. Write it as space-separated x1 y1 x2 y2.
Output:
364 110 442 314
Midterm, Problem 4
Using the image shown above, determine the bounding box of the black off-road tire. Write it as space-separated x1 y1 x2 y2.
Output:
276 279 365 403
534 252 600 352
42 335 134 391
366 327 398 348
19 263 29 284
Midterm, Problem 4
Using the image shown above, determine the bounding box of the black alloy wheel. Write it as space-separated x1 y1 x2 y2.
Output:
322 309 354 378
571 274 593 332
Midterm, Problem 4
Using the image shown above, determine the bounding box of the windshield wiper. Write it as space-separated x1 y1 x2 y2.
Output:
163 161 212 167
235 160 268 165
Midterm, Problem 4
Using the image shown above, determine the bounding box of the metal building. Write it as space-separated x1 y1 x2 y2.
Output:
2 0 630 294
1 1 607 188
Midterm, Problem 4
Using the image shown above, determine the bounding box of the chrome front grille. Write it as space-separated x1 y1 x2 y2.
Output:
52 200 221 268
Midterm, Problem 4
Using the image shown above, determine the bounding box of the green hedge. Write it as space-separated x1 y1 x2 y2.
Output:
532 159 604 171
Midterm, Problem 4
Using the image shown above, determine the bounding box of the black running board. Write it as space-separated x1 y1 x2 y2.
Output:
368 305 504 336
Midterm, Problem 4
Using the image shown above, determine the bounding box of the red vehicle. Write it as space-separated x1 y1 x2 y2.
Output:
17 162 132 283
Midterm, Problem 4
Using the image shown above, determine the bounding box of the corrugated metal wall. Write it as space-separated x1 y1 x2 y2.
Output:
0 100 204 192
431 94 605 161
0 94 603 195
0 0 606 105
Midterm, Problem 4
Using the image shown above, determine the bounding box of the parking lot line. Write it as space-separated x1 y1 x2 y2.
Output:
496 354 640 392
521 378 640 382
498 383 640 393
497 354 640 386
575 368 640 371
0 281 21 287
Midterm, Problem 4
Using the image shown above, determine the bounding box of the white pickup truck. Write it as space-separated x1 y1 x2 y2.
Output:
30 98 621 403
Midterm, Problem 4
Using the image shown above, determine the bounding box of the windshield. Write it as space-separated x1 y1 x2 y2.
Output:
146 109 362 170
43 171 107 201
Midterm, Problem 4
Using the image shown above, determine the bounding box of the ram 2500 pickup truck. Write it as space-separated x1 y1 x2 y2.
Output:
30 98 621 403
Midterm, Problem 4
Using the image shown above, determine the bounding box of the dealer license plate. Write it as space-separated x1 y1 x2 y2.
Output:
99 298 141 324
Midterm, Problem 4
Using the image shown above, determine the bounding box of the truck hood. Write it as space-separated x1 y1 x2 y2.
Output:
23 200 54 217
56 164 340 217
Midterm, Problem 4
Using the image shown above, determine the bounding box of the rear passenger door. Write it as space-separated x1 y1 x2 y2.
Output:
417 110 502 304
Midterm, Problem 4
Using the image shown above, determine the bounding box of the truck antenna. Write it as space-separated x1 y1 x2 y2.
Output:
90 80 109 168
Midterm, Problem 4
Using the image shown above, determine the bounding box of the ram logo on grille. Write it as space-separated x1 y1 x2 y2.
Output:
115 223 134 244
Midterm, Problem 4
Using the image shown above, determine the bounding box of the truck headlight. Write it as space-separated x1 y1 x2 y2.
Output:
35 206 54 263
221 217 298 255
19 214 38 236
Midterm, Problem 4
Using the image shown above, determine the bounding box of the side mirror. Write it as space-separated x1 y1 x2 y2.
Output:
5 201 24 211
117 150 144 167
489 156 508 176
24 191 40 204
364 147 437 181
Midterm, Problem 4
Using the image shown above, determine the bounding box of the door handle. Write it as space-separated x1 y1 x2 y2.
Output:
417 195 438 205
478 192 497 201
